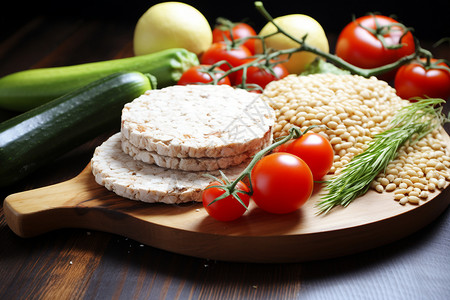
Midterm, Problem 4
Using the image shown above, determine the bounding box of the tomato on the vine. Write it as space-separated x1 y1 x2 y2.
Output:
177 65 231 86
200 41 252 83
202 180 250 222
251 153 313 214
335 15 415 81
394 58 450 101
274 132 334 181
234 62 289 91
212 21 257 54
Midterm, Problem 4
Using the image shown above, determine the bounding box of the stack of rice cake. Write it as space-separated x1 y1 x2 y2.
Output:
91 84 275 204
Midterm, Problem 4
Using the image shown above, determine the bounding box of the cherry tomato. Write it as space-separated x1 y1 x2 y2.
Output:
251 153 313 214
200 42 252 83
178 65 231 86
234 62 289 91
202 180 250 222
335 15 415 81
212 22 257 54
275 132 334 181
394 58 450 101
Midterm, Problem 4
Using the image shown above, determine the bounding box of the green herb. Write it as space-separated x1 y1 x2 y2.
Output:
317 98 449 214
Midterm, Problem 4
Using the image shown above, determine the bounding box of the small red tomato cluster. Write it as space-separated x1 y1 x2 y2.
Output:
177 21 289 91
202 132 334 221
335 14 450 101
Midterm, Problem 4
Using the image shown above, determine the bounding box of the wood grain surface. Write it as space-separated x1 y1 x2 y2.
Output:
4 157 450 263
1 7 450 299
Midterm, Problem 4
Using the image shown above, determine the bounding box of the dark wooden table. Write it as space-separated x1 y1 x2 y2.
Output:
1 6 450 299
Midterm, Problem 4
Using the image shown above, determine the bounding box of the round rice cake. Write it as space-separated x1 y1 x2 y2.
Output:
91 133 248 204
121 84 275 158
121 133 270 171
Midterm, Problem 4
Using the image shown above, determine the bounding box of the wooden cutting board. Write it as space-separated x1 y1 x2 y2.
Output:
5 127 450 263
4 160 450 263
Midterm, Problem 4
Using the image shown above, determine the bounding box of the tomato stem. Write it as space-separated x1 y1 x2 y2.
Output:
206 2 443 89
355 13 413 50
215 17 240 48
253 1 426 78
206 125 318 207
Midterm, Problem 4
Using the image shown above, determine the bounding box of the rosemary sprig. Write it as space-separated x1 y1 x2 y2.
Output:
317 98 448 214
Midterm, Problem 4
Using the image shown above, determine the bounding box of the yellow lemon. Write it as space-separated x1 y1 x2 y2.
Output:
133 2 212 56
256 14 329 74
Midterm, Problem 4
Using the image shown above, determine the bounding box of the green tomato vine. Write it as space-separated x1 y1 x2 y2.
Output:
203 1 449 90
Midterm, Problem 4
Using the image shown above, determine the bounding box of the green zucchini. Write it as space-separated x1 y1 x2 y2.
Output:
0 71 154 187
0 48 198 112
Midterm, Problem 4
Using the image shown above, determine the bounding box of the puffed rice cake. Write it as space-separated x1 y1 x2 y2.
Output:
121 84 275 158
91 133 249 204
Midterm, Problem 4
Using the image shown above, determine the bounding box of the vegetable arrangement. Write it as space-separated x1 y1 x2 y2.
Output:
1 0 449 224
203 97 449 220
176 2 449 99
202 126 326 220
178 2 449 220
0 72 154 187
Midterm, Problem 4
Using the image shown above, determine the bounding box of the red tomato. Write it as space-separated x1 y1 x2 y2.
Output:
335 15 415 81
212 22 257 54
200 42 252 83
394 58 450 101
234 62 289 91
251 153 313 214
202 180 250 222
275 132 334 181
178 65 231 86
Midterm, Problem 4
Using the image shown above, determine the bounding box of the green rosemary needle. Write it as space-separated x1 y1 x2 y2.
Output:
317 98 448 214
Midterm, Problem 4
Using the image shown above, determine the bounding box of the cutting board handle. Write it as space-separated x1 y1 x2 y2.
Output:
4 162 450 263
3 164 108 238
